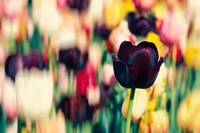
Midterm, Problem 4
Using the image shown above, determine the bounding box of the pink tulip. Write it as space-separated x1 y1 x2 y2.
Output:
108 20 136 54
2 0 26 20
159 11 184 47
103 64 117 86
1 78 17 120
133 0 156 14
57 0 67 10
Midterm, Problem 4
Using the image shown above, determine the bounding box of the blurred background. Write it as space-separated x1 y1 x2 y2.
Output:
0 0 200 132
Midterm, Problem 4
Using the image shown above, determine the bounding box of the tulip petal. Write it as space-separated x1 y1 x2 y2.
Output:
118 41 136 62
137 41 159 61
145 57 165 88
112 54 137 88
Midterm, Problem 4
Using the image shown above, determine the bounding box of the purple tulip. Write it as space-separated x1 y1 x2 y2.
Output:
59 47 88 70
23 51 47 70
59 95 94 124
5 54 23 81
127 12 157 36
112 41 164 88
67 0 90 12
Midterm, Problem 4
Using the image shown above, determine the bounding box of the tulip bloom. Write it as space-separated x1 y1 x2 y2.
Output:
103 64 117 86
36 110 66 133
159 11 184 47
5 54 23 81
121 89 148 123
1 78 17 120
15 68 54 121
127 12 157 36
112 41 164 89
59 48 88 70
139 110 169 133
177 89 200 132
133 0 156 14
59 95 94 124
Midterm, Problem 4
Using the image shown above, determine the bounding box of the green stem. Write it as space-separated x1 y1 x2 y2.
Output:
126 88 135 133
32 122 36 133
48 38 53 73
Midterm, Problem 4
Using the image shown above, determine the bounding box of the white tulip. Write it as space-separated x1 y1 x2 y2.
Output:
15 68 54 122
1 18 19 39
38 1 62 37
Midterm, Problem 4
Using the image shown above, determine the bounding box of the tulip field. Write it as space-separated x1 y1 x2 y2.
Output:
0 0 200 133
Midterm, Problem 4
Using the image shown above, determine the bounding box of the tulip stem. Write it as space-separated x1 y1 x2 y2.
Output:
126 88 135 133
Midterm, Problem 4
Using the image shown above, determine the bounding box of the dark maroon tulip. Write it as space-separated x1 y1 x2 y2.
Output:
67 0 90 12
23 51 47 70
127 12 157 36
59 95 94 124
94 24 112 40
112 41 164 88
59 47 88 70
5 54 23 81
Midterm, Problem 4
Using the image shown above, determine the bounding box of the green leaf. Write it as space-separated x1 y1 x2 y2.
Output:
29 26 43 53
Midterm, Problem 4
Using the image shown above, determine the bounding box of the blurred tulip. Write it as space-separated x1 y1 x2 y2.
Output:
152 0 167 19
112 41 164 88
103 64 117 86
1 78 17 120
94 24 112 40
59 48 88 70
6 118 17 133
108 20 136 54
1 0 26 20
99 84 113 104
139 110 169 133
177 89 200 132
56 0 67 10
149 63 167 99
76 61 97 96
87 0 103 22
146 32 169 58
184 40 200 69
127 12 157 36
15 68 53 121
5 54 23 81
67 0 90 12
88 43 102 72
87 83 100 106
36 109 66 133
122 89 148 123
104 0 126 29
1 18 19 39
59 95 94 124
133 0 156 14
38 1 62 37
159 11 184 47
23 51 47 70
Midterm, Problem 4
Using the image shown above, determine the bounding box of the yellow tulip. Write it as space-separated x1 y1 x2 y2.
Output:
146 32 169 57
177 89 200 132
152 0 167 19
21 127 28 133
121 89 149 123
140 110 169 133
123 0 136 13
104 0 126 29
184 40 200 69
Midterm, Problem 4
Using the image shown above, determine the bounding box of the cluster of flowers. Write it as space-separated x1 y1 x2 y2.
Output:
0 0 200 133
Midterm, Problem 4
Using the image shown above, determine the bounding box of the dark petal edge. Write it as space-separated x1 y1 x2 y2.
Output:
144 57 165 88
